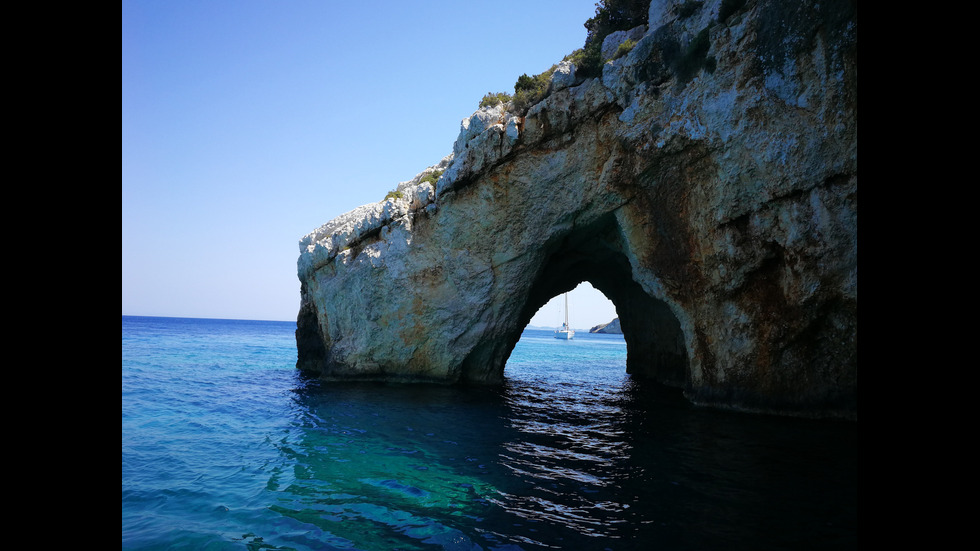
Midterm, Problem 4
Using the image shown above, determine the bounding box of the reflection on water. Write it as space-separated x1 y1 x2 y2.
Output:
271 332 856 550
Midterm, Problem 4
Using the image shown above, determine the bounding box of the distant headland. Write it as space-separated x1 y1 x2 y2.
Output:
589 318 623 334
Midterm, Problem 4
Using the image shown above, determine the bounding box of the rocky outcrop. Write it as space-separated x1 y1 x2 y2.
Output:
590 318 623 334
296 0 857 419
601 25 648 61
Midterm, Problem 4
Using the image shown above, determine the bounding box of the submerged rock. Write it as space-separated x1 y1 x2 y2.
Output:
296 0 857 419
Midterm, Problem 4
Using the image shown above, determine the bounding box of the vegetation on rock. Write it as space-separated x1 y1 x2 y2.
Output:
613 38 637 60
479 92 512 108
475 0 652 114
512 67 558 114
578 0 650 77
419 170 443 186
562 46 599 78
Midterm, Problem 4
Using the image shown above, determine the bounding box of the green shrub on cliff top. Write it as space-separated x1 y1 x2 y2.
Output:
584 0 649 45
479 92 512 108
576 0 650 77
564 43 602 79
512 66 557 114
419 170 443 186
470 0 651 114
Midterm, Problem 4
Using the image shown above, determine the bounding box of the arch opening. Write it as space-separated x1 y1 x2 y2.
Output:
459 215 689 388
525 281 616 335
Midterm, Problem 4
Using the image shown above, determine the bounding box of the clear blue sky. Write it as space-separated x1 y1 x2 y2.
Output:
122 0 619 328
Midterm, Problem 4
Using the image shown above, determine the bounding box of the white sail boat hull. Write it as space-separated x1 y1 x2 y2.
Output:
554 293 574 339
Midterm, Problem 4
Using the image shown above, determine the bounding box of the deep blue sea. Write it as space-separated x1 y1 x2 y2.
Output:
122 316 857 550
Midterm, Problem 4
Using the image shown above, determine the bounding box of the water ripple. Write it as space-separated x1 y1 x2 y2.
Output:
123 319 858 551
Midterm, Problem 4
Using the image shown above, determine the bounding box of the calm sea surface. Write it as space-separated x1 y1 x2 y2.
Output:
122 316 857 550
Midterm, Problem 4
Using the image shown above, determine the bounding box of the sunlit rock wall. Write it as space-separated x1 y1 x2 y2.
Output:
296 0 857 418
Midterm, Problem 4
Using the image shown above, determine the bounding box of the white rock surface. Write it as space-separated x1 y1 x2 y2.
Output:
550 60 577 91
601 25 647 61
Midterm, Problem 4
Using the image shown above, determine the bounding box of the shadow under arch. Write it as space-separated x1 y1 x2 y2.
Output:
459 213 689 388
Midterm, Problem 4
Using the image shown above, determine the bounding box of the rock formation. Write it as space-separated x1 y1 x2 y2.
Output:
590 318 623 334
296 0 857 419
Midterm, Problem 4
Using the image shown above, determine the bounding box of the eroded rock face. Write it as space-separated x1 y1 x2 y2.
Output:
296 0 857 418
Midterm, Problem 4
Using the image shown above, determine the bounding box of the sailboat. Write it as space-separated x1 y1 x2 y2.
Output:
554 292 574 340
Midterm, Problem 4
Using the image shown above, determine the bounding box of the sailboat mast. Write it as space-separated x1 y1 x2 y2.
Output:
554 292 574 339
564 293 569 328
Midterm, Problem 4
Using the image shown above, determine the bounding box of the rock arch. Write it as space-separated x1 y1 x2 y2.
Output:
457 213 688 387
296 0 857 418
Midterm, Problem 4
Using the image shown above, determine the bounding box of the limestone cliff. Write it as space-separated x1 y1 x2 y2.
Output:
296 0 857 419
590 318 623 334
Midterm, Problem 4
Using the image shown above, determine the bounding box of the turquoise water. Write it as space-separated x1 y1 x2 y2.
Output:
122 316 857 550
